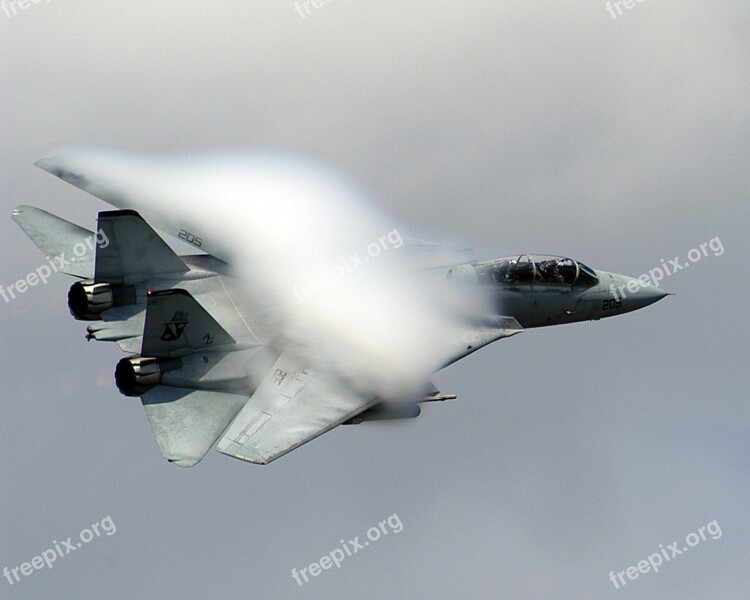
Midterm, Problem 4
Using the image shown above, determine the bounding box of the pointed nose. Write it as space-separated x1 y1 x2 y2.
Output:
625 278 670 310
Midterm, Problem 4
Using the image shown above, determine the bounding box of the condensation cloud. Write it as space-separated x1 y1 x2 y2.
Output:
38 148 491 399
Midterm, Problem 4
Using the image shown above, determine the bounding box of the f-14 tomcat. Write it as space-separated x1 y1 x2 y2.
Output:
12 150 668 467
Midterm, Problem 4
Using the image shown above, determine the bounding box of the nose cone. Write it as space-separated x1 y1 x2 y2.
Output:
627 280 670 310
596 271 671 320
607 273 671 313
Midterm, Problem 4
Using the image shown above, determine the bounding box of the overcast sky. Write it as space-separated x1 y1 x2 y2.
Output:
1 2 748 599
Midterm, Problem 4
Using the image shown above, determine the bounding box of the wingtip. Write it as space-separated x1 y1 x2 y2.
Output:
216 441 269 465
34 155 60 174
34 148 93 179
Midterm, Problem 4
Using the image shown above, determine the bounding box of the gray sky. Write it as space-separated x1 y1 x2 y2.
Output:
1 1 748 598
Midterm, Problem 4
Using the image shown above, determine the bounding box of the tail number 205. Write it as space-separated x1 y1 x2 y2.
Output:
178 229 203 248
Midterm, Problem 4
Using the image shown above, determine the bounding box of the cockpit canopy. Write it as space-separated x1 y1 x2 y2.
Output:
475 255 599 286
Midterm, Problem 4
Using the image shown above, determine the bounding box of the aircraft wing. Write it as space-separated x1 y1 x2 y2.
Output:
217 351 377 464
34 153 476 272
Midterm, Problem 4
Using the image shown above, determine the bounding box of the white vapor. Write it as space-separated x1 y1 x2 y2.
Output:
37 148 490 399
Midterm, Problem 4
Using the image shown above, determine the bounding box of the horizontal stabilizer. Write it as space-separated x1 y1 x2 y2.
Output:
141 386 248 467
11 205 96 278
142 289 235 357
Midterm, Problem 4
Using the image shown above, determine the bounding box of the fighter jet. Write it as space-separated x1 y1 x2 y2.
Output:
11 151 669 467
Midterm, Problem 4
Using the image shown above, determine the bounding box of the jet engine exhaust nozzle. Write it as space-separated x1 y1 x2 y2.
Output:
115 356 181 397
68 279 113 320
